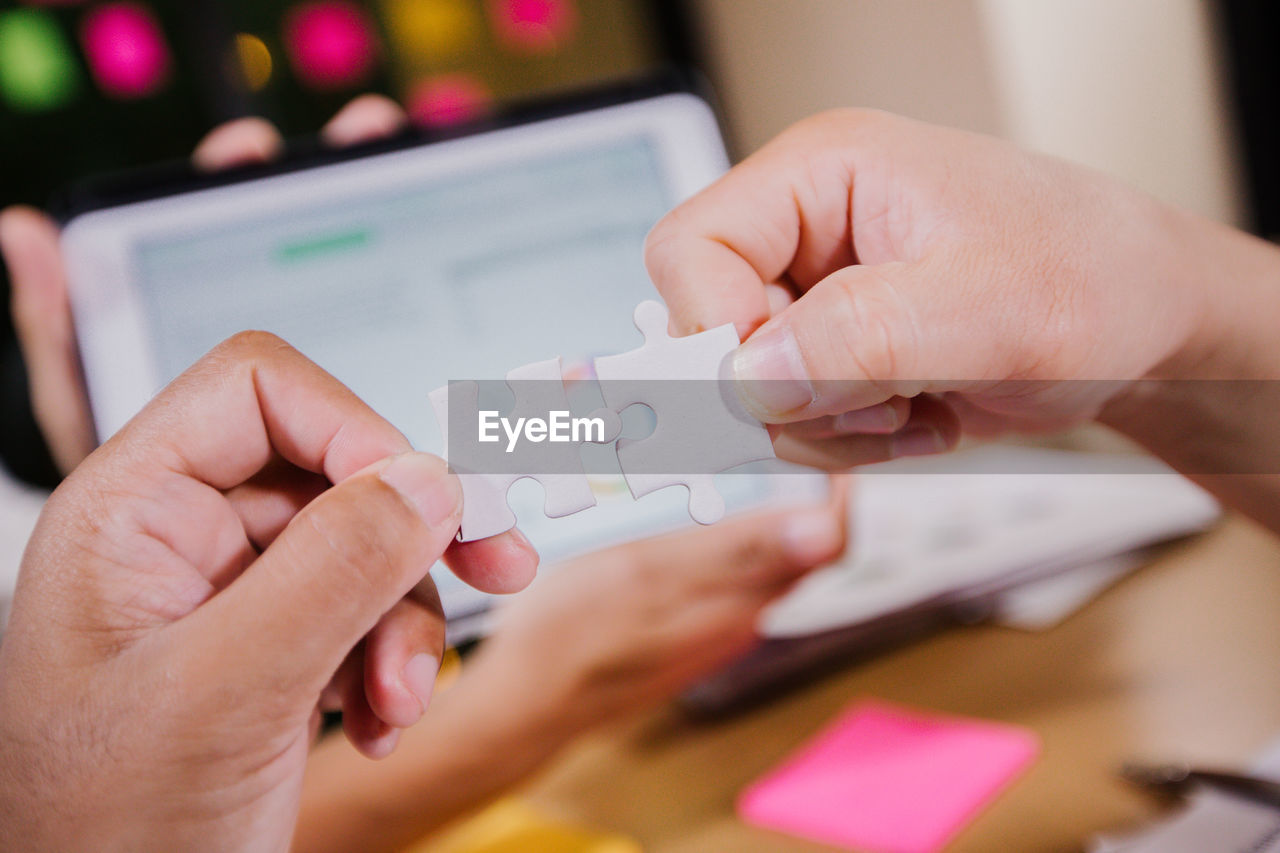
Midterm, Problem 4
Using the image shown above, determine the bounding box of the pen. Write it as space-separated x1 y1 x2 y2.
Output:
1122 761 1280 810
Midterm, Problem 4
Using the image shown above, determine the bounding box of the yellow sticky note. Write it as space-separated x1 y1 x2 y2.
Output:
407 798 641 853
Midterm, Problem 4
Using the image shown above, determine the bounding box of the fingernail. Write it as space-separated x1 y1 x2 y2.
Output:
833 403 902 434
380 453 462 527
731 326 814 419
401 652 439 716
891 425 947 458
782 509 844 565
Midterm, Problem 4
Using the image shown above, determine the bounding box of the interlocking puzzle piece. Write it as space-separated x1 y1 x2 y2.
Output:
430 357 620 542
592 301 776 524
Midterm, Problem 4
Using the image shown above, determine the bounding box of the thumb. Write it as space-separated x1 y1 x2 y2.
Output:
729 259 984 422
173 452 462 703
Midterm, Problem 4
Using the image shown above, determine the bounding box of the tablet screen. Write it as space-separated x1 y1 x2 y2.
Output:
134 136 667 444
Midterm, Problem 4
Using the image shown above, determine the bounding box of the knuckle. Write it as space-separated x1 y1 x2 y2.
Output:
826 269 919 383
213 329 290 359
198 331 297 382
302 480 424 595
642 207 692 277
642 217 674 270
789 107 891 147
307 511 391 597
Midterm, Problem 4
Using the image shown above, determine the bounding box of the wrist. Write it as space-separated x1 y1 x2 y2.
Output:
1099 209 1280 481
1102 208 1280 416
1161 211 1280 381
455 644 585 757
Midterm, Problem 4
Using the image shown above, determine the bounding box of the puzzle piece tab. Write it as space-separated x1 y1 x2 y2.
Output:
592 301 776 524
430 357 620 542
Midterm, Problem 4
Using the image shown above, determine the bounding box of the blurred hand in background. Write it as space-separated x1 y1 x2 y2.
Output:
295 490 847 853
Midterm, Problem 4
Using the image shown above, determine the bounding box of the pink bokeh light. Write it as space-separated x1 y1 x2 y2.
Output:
408 74 491 128
80 3 170 99
488 0 577 53
284 1 378 91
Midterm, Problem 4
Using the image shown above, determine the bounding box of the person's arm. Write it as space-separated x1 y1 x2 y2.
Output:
296 653 578 853
1097 209 1280 529
293 498 847 853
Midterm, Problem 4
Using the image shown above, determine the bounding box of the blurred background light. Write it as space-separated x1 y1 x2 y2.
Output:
233 32 274 92
407 71 490 126
79 2 171 99
382 0 478 60
0 8 80 112
283 0 379 91
488 0 577 53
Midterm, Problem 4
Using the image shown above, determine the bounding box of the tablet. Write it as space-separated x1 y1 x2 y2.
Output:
61 84 819 633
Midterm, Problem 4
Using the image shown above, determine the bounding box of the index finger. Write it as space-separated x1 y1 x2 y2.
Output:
97 331 538 591
107 330 410 489
643 111 865 338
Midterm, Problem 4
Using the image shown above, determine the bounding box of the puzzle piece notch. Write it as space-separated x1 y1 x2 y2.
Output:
593 300 775 525
430 356 620 542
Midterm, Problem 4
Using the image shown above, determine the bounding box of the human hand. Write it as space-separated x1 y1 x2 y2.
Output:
294 486 847 853
469 487 848 734
645 109 1226 469
0 95 409 475
0 333 537 852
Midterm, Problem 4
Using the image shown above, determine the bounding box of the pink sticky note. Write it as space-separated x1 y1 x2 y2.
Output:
738 700 1039 853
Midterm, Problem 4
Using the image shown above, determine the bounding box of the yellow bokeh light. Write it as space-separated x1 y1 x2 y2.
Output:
382 0 477 60
233 33 273 92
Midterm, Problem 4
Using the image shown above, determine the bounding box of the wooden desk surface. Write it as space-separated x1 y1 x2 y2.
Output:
520 516 1280 851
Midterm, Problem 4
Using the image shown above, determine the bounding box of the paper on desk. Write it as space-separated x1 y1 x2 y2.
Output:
994 551 1146 631
1091 738 1280 853
0 466 47 629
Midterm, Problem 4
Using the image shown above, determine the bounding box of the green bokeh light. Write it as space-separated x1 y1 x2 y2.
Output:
0 9 80 112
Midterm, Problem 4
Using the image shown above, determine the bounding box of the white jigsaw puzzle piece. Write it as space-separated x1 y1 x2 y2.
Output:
430 357 621 542
592 300 776 524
